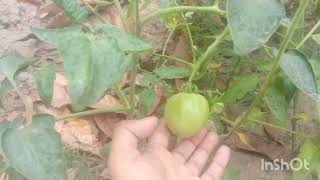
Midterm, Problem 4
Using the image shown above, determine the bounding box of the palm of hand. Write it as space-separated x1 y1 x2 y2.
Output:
108 117 230 180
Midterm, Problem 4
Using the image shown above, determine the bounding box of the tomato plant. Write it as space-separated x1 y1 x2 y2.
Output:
0 0 320 179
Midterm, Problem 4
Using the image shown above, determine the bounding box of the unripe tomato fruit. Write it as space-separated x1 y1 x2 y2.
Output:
164 93 210 138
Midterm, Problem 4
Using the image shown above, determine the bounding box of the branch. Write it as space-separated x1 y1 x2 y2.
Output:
56 106 128 121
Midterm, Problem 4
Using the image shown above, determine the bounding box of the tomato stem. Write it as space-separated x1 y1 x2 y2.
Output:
129 0 142 118
56 106 128 121
153 53 194 67
225 0 310 140
82 0 107 24
114 0 130 33
188 27 229 82
296 20 320 49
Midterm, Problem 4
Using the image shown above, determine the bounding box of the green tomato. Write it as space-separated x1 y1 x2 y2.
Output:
164 93 210 138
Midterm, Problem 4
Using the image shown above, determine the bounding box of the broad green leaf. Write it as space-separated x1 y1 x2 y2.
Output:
220 74 259 103
246 107 265 128
1 114 67 180
75 164 91 180
7 167 28 180
160 0 176 8
227 0 284 55
154 65 190 79
141 73 159 87
52 0 88 23
60 34 94 111
293 140 320 180
35 63 56 106
0 79 12 98
140 89 156 110
32 28 82 47
0 116 24 154
312 34 320 45
96 24 154 53
0 122 9 155
265 86 288 127
32 28 131 111
0 51 28 82
280 49 319 101
264 75 296 127
311 60 320 92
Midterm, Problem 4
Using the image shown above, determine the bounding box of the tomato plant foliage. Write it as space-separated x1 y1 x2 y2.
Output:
1 0 320 179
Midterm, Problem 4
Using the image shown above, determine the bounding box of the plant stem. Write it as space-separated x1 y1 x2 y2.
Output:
292 93 299 152
249 119 313 139
115 88 130 108
153 53 194 67
225 0 310 139
129 0 141 118
141 6 226 25
114 0 130 32
181 17 196 63
56 106 128 121
162 28 176 56
297 20 320 49
188 27 229 82
129 56 137 118
82 0 107 24
134 0 141 35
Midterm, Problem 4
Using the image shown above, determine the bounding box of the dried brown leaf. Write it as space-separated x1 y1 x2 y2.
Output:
231 131 294 161
89 94 120 109
51 73 71 108
55 118 102 155
17 0 42 6
94 113 126 138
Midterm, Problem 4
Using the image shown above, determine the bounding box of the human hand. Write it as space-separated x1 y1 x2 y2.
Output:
108 117 231 180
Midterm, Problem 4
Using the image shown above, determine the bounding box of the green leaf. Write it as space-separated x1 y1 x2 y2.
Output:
7 168 28 180
1 114 67 180
227 0 284 55
52 0 88 23
0 78 12 98
293 140 320 180
140 73 159 87
154 65 190 79
32 28 131 111
160 0 176 8
264 75 296 127
96 24 154 53
280 49 319 101
220 74 259 103
75 164 91 180
35 63 56 106
0 51 28 82
140 89 156 110
311 59 320 92
32 28 82 47
312 34 320 45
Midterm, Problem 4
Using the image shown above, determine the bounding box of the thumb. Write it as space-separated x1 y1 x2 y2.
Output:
111 116 159 158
